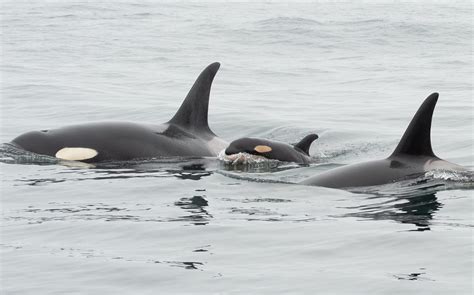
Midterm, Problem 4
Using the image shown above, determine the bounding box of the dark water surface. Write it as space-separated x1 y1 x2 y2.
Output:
1 1 473 294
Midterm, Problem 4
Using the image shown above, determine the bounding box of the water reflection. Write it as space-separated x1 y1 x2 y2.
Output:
174 195 212 226
343 192 442 231
393 268 434 281
167 163 212 180
16 158 215 186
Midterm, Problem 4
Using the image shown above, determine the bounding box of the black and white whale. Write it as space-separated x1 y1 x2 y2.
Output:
11 62 228 163
223 134 318 164
300 93 466 189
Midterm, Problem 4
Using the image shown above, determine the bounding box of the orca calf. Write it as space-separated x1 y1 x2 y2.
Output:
300 93 466 189
223 134 318 164
11 62 228 163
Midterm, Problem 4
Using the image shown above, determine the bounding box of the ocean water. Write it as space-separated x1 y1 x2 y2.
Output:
1 1 473 294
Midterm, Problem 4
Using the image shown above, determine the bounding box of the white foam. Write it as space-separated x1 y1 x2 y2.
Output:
217 149 269 165
425 169 472 182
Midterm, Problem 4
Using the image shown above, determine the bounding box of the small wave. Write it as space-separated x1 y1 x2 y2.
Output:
46 14 77 19
216 170 292 185
1 242 206 271
123 12 167 19
316 141 393 164
330 18 385 27
256 16 322 27
251 16 329 42
64 4 119 13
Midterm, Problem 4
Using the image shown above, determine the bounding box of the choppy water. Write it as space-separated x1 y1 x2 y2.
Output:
1 1 473 294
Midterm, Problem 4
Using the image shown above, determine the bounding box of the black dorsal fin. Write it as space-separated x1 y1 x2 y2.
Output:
168 62 220 134
293 134 319 155
390 92 439 157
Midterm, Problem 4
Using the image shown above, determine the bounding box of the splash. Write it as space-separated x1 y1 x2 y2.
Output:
0 143 58 165
217 149 270 165
348 169 474 197
425 169 473 183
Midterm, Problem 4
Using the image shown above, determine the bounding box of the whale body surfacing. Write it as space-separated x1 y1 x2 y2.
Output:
223 134 319 164
300 93 466 189
11 62 228 163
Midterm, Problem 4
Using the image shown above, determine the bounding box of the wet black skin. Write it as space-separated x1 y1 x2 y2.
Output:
12 122 218 162
225 134 318 164
299 155 449 188
300 93 466 189
10 62 227 162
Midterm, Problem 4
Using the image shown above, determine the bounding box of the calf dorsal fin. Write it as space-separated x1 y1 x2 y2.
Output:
168 62 220 135
390 92 438 157
294 134 319 155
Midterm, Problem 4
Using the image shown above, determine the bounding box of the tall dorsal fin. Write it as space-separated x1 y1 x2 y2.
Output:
390 92 438 157
293 134 319 155
168 62 220 135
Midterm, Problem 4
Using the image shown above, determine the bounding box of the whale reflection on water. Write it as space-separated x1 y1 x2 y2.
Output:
174 195 212 226
342 192 442 231
334 171 473 231
12 157 216 186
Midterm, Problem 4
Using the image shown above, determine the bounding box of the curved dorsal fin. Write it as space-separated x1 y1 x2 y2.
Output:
293 134 319 155
168 62 220 135
390 92 438 157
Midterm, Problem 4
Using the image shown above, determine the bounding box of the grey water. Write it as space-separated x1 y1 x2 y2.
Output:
1 1 473 294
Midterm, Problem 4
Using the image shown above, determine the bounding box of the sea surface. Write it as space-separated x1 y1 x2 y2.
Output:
1 1 473 294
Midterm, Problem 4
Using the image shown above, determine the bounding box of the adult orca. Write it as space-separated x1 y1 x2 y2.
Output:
223 134 318 164
300 93 466 189
11 62 228 163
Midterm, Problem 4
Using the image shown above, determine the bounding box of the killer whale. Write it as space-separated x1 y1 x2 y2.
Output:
11 62 228 163
300 93 466 189
223 134 319 164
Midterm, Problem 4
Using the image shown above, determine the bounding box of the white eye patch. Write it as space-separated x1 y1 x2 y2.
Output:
55 147 98 161
254 145 272 153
